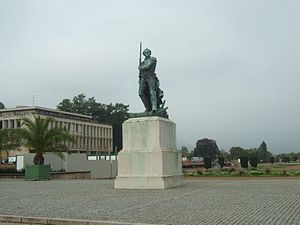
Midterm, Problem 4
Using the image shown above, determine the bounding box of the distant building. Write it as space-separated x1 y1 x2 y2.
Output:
0 106 113 157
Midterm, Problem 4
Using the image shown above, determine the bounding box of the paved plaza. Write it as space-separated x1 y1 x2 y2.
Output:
0 177 300 225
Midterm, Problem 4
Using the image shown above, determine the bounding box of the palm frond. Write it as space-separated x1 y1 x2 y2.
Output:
14 116 74 159
0 129 22 150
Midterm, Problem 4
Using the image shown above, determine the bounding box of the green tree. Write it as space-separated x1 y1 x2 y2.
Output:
105 103 130 151
247 148 259 157
278 153 286 162
229 147 246 160
181 146 189 157
57 99 73 112
287 152 297 161
0 129 20 162
204 157 212 169
0 102 5 109
247 148 259 168
0 129 8 162
194 138 220 159
57 94 129 151
258 141 272 162
187 150 194 160
12 116 74 165
0 129 9 151
219 149 230 161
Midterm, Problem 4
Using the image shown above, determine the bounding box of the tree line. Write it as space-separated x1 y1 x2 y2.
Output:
1 95 129 153
2 98 300 160
182 138 299 163
56 94 129 151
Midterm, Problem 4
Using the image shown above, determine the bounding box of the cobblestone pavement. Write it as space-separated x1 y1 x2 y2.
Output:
1 177 300 225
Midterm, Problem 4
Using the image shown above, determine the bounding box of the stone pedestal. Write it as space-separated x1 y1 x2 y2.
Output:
114 116 183 189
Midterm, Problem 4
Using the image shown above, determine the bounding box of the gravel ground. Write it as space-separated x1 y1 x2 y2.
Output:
1 178 300 225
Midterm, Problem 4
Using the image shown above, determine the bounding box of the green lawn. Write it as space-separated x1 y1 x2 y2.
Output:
185 163 300 177
257 163 300 169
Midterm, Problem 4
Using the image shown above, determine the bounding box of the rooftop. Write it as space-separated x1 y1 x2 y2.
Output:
0 106 110 125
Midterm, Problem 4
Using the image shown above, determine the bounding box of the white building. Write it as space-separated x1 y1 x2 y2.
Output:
0 106 113 157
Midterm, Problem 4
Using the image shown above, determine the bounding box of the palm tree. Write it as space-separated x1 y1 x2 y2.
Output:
0 129 8 163
0 129 20 162
15 116 74 165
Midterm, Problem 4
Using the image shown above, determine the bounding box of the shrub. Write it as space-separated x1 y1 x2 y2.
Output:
229 167 236 173
249 156 258 168
238 168 245 175
249 170 265 176
293 171 300 176
240 156 248 169
269 156 274 164
197 170 203 175
293 156 298 162
218 157 225 168
184 172 196 176
221 167 236 173
265 168 271 174
283 157 290 163
205 168 214 173
204 157 212 169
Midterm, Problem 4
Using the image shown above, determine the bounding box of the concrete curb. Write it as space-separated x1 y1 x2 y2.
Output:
0 215 162 225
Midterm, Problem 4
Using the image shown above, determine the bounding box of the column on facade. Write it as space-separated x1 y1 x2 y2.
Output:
77 136 80 148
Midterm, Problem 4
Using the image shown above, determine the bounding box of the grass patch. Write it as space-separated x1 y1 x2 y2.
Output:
257 163 300 169
184 163 300 177
257 164 287 169
185 169 300 177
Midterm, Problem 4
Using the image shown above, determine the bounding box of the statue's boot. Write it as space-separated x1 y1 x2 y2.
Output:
139 94 151 112
150 91 158 113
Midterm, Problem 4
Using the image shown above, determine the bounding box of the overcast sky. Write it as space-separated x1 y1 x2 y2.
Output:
0 0 300 153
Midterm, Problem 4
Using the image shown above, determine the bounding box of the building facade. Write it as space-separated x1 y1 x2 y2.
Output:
0 106 113 156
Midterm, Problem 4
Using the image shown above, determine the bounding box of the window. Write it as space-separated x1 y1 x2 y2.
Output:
16 120 21 128
10 120 14 128
4 120 8 129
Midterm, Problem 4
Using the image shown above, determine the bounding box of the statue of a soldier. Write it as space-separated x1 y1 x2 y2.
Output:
138 47 168 118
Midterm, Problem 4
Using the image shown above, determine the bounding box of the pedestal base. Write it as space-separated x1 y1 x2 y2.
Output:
114 117 183 189
115 174 183 189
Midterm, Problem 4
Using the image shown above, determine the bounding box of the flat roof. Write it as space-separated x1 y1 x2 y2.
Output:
0 106 91 118
0 106 111 125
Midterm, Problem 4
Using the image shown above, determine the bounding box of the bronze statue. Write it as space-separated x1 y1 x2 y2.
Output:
135 43 168 118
